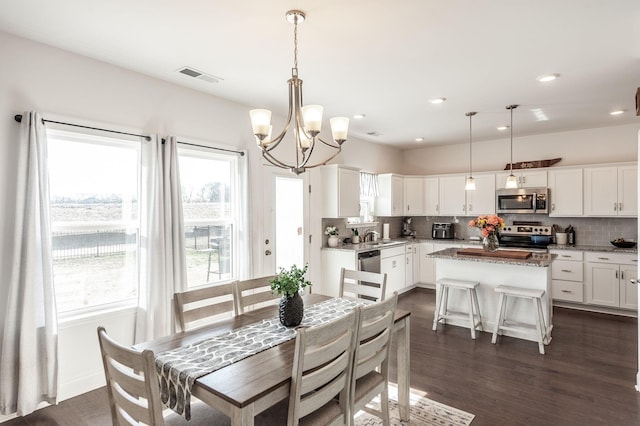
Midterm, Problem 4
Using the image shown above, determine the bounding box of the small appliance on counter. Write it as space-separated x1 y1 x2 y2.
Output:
432 222 454 239
402 217 417 238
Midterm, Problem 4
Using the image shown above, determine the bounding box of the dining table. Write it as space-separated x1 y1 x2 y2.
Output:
136 293 411 426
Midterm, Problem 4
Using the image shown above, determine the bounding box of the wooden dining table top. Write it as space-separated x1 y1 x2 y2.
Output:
136 293 411 409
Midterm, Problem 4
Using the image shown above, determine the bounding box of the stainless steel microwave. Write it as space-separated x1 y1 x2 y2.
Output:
496 187 549 214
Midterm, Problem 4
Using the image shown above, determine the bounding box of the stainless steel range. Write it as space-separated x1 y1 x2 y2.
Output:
499 221 552 251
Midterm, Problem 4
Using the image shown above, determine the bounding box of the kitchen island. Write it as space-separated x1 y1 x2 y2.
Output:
429 248 557 343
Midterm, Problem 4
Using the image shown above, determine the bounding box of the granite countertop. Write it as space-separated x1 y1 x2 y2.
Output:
547 244 637 254
322 236 483 252
429 247 557 267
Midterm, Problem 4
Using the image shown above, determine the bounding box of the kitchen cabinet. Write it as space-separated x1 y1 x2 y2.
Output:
495 170 547 189
418 242 436 285
548 168 583 217
321 165 360 218
584 165 638 217
424 177 440 216
404 176 425 215
550 250 584 303
381 245 406 294
376 174 404 216
405 244 414 286
320 249 357 297
438 174 495 216
584 252 638 310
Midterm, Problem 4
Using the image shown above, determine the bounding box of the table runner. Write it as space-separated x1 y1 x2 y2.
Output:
155 297 366 419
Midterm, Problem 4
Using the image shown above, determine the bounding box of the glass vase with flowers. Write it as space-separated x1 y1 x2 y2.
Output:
468 214 505 252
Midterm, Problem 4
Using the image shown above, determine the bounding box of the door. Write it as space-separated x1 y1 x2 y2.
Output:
620 265 638 310
438 175 466 216
548 168 583 217
262 168 308 276
585 262 619 307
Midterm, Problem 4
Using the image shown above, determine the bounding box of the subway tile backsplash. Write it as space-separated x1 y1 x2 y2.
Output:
322 215 637 247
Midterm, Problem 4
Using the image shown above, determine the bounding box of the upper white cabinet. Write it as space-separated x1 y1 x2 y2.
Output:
424 177 440 216
321 165 360 218
495 170 547 189
548 168 583 217
584 166 637 217
404 176 425 215
438 174 495 216
376 174 405 216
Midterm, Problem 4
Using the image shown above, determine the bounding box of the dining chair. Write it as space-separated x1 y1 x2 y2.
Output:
339 268 387 302
350 292 398 426
97 326 165 425
288 310 359 426
174 281 238 331
235 275 279 314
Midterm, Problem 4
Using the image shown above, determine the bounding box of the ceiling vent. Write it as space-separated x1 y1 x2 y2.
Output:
177 66 223 84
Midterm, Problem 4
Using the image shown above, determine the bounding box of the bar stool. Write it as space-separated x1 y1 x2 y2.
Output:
492 285 549 354
432 278 483 339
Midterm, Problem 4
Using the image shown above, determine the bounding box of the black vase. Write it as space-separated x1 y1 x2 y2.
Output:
279 292 304 327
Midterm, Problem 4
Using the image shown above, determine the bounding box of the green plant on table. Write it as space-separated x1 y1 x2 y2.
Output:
270 264 312 298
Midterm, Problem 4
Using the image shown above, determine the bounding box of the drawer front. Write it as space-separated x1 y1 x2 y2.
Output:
552 260 583 282
552 280 584 303
550 250 583 261
584 252 638 265
381 245 406 259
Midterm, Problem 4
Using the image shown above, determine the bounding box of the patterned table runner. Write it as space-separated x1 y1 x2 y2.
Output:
155 297 366 419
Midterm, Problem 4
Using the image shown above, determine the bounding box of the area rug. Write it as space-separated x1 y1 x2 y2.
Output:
354 384 475 426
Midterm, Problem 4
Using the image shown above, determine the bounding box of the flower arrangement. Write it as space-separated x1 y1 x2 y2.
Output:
325 226 339 236
270 264 312 298
468 214 505 237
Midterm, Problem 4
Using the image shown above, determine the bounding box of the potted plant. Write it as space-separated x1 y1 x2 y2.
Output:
325 226 340 247
270 264 312 327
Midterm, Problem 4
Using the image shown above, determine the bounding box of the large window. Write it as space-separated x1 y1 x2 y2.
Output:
47 130 140 313
178 147 238 288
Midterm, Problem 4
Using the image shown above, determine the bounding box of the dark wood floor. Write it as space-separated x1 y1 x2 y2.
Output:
4 288 639 425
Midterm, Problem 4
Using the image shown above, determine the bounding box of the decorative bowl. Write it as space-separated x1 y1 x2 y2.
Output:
610 240 637 248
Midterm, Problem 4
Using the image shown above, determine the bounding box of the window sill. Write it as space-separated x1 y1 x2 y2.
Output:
57 300 138 325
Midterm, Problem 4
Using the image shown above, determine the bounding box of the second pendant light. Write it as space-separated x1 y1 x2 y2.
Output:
505 104 519 189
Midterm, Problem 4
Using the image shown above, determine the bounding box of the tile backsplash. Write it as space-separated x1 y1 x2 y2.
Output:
322 215 637 247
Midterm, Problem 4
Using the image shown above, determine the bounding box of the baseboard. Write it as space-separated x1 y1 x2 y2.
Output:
553 301 638 318
58 371 105 401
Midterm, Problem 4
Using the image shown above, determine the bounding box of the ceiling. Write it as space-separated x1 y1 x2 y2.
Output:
1 0 639 149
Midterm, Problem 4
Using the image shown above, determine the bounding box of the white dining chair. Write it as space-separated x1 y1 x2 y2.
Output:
339 268 387 302
174 281 238 331
350 293 398 426
287 310 359 426
235 275 280 314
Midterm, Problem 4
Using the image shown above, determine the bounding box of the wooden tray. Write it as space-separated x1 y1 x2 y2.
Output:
457 248 532 259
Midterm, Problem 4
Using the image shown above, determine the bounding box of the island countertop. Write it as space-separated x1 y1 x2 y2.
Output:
429 248 557 267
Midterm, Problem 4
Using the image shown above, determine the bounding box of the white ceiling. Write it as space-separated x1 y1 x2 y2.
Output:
1 0 639 149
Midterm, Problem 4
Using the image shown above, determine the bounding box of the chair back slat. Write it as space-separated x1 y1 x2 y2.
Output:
97 326 164 426
235 275 279 314
174 281 237 331
340 268 387 302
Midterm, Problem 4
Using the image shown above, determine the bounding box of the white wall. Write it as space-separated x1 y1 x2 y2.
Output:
402 124 640 175
0 30 403 412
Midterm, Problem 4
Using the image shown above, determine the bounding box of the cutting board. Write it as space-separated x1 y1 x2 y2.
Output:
457 248 532 259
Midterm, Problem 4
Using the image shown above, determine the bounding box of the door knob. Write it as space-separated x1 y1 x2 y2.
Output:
265 250 272 256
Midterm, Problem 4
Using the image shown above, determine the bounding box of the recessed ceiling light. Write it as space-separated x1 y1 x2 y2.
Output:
415 137 424 142
353 113 366 119
429 97 446 104
610 109 625 115
497 126 509 131
537 73 560 82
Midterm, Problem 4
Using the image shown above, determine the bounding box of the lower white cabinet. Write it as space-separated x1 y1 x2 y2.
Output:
381 245 406 295
418 243 436 285
550 250 584 303
584 252 638 310
405 244 414 287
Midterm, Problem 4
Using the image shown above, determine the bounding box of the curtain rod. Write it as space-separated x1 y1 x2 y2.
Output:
165 139 245 156
14 114 152 141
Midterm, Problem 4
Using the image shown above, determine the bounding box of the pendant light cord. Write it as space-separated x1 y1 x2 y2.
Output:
506 105 519 174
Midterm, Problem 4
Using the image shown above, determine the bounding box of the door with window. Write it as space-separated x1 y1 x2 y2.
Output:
261 168 308 276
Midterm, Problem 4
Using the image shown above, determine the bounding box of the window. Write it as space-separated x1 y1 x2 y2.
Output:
47 130 140 313
178 147 238 288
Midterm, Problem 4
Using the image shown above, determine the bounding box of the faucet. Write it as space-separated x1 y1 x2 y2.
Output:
364 230 379 242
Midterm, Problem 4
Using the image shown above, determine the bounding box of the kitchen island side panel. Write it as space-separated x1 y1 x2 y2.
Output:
435 258 553 342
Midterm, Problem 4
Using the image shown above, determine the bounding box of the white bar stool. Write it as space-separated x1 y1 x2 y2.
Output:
492 285 549 354
432 278 483 339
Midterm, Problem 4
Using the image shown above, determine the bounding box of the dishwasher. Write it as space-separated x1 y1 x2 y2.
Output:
358 250 381 300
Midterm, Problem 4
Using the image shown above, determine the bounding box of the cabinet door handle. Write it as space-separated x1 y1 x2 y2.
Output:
615 270 619 279
462 204 466 213
468 204 473 212
630 279 638 285
561 289 572 293
613 203 617 211
598 257 610 260
436 204 439 212
551 203 555 211
407 204 410 211
619 202 623 211
561 255 572 258
621 271 624 280
561 269 572 273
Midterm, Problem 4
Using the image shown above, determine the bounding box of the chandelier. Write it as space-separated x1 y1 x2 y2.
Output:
249 10 349 175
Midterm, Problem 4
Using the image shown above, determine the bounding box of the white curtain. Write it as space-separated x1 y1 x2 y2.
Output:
360 172 379 198
237 150 250 280
0 111 58 415
135 135 187 342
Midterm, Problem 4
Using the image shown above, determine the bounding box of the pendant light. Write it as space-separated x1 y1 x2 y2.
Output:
505 104 519 189
464 111 477 191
